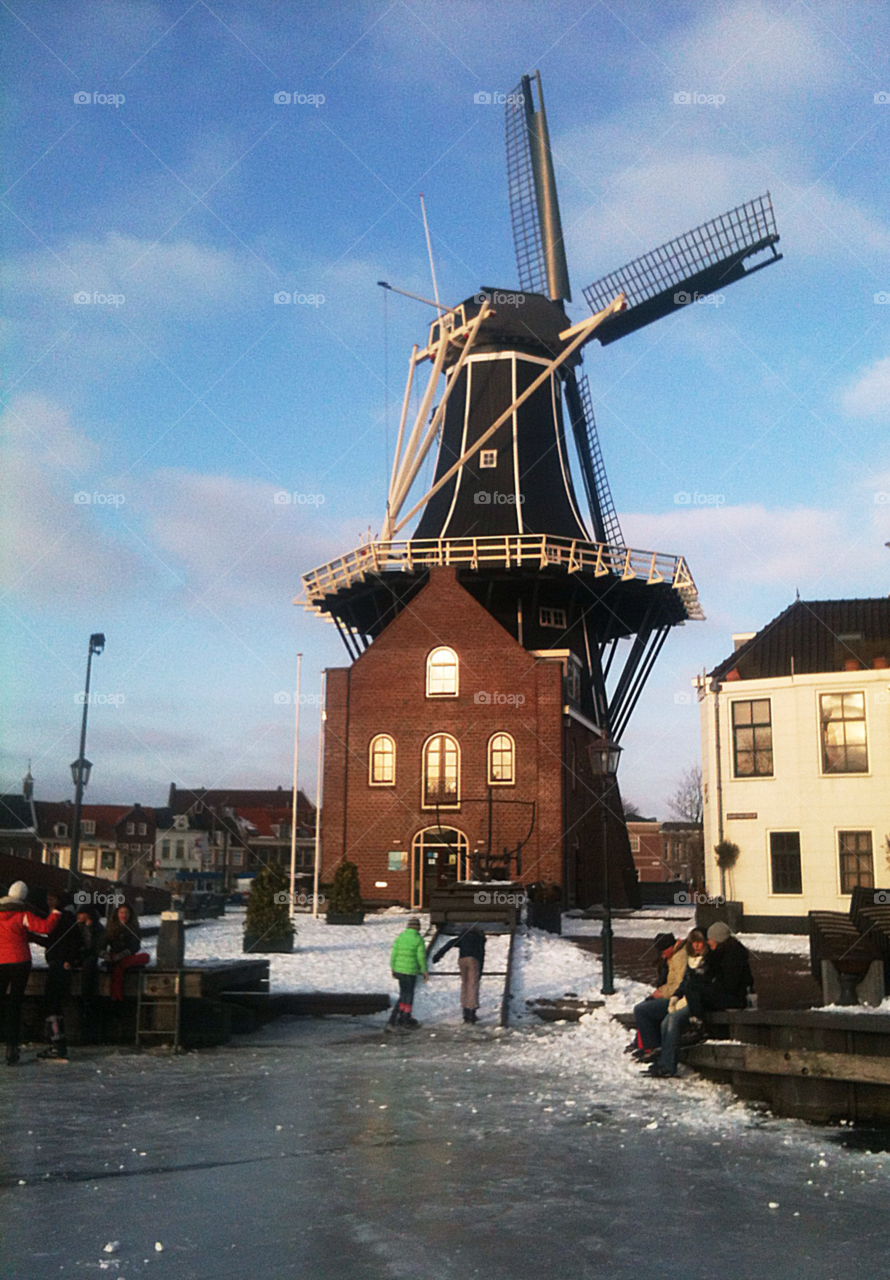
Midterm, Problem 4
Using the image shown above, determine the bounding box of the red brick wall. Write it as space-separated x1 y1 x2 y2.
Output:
321 568 565 905
320 567 638 909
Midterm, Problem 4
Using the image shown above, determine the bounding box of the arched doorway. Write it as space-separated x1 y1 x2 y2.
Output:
411 826 469 909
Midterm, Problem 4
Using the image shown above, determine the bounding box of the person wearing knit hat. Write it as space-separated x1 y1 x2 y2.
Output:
386 916 428 1029
0 880 61 1065
643 919 754 1080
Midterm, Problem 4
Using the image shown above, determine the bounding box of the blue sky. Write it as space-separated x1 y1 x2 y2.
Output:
1 0 888 817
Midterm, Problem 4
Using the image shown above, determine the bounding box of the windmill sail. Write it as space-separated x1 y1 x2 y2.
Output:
564 370 624 548
506 72 571 301
582 192 781 345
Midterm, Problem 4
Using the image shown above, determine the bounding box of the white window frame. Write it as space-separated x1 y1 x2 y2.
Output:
81 819 96 835
837 829 874 895
369 734 396 786
426 647 459 698
730 697 774 779
479 449 497 468
818 690 869 776
487 733 515 786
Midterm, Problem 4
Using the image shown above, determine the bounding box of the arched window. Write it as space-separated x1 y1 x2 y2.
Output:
488 733 515 785
422 733 460 807
369 734 396 786
426 646 459 697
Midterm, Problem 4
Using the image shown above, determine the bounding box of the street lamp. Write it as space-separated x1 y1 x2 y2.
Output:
588 735 622 996
69 633 105 887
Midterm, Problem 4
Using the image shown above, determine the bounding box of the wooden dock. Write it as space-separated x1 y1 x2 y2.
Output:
686 1009 890 1122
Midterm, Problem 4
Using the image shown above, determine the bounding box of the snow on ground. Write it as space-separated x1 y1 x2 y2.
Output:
564 908 811 955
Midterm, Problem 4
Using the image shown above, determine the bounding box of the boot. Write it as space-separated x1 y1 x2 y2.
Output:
462 1008 473 1023
469 1009 478 1024
6 1046 20 1066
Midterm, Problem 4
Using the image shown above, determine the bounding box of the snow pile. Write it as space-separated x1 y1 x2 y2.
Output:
563 910 811 955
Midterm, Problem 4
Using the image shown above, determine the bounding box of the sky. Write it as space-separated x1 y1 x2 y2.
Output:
1 0 888 819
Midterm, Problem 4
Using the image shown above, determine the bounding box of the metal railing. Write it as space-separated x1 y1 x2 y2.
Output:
299 534 703 620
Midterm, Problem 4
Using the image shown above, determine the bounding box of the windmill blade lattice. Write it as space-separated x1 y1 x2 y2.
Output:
564 369 624 548
583 192 781 345
505 82 548 296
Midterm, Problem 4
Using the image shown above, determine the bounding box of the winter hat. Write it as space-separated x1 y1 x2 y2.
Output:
654 932 676 953
707 921 732 944
407 917 421 930
8 881 28 901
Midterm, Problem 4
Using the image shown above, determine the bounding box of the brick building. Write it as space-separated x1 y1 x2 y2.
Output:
321 568 636 910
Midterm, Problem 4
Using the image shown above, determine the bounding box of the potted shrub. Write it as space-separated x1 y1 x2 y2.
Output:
326 859 365 925
243 864 295 953
526 880 562 934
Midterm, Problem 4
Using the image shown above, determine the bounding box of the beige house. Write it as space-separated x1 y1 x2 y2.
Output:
697 599 890 932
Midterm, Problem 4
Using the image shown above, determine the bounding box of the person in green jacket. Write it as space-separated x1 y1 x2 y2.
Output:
387 917 428 1029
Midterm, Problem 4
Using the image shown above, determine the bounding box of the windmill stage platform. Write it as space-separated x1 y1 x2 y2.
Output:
301 532 703 651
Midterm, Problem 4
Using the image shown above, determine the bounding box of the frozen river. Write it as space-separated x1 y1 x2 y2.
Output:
3 1014 888 1279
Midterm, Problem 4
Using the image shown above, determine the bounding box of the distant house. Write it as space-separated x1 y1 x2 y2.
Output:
628 819 704 887
697 598 890 932
35 801 156 884
167 785 316 890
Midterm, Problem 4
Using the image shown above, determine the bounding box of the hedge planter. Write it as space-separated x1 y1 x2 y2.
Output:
326 911 365 926
243 934 295 954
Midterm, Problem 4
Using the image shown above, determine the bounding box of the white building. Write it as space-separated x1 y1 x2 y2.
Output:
697 599 890 931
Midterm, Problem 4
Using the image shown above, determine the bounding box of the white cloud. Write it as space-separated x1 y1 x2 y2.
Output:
10 232 268 318
0 396 146 600
141 469 374 610
842 356 890 418
664 1 841 94
621 502 883 598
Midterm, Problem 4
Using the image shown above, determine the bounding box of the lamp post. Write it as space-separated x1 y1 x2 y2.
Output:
69 632 105 888
588 736 622 996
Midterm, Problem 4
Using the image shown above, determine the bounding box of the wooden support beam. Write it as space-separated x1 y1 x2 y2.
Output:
684 1040 890 1088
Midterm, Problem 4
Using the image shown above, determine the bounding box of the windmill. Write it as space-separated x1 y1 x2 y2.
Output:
301 70 782 745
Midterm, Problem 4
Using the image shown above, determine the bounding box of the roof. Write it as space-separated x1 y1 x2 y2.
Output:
710 598 890 682
0 793 37 833
34 802 155 842
169 786 316 825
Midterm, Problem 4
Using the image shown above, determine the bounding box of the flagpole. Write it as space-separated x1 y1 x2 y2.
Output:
288 652 302 919
312 670 326 918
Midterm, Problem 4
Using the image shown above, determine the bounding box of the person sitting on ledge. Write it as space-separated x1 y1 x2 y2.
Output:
630 930 699 1063
100 904 149 1001
642 921 754 1080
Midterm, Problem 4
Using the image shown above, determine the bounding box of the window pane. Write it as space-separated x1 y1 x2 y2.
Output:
770 832 802 894
732 698 773 777
820 694 842 721
843 692 865 715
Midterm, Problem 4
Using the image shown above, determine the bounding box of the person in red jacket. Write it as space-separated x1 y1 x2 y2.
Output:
0 880 60 1065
